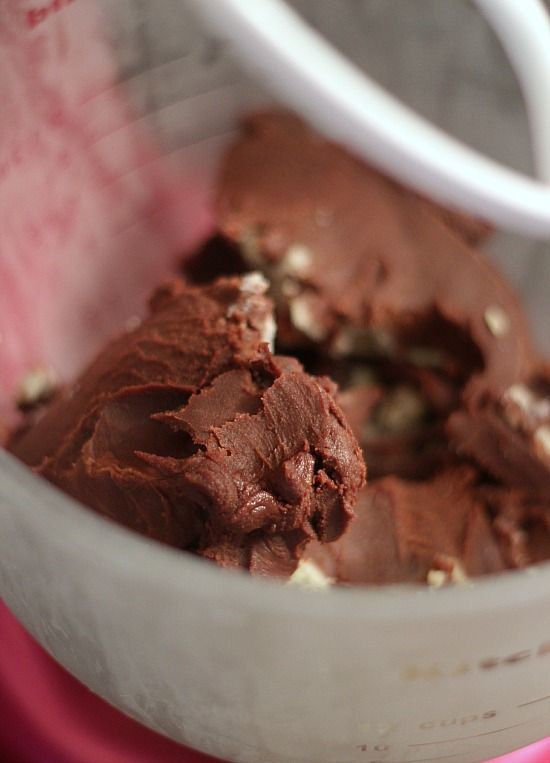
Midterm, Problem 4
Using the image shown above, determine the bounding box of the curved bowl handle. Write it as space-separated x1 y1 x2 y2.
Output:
193 0 550 238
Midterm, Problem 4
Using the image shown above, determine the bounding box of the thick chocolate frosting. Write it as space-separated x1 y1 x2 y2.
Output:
303 467 507 585
9 275 365 576
448 368 550 498
11 110 550 587
336 361 458 480
216 111 537 402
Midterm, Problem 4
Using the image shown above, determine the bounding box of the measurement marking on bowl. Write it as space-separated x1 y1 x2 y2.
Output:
408 720 532 747
518 692 550 707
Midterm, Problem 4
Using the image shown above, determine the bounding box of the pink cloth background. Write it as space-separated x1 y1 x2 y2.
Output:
0 601 548 763
0 0 211 426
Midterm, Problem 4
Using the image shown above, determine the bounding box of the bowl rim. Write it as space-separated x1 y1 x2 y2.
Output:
2 447 550 624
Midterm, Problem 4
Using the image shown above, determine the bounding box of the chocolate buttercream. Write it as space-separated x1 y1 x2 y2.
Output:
9 275 365 576
216 111 537 402
10 110 550 588
304 467 506 585
449 368 550 498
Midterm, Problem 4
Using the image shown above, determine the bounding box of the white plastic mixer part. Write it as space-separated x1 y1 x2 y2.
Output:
193 0 550 238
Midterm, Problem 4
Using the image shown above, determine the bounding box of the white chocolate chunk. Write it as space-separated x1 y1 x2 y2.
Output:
241 273 276 350
375 386 426 434
427 558 469 587
239 230 263 267
16 366 57 407
426 570 448 588
503 384 550 430
332 326 396 358
534 425 550 459
289 295 327 341
450 560 469 584
504 384 534 413
503 384 535 429
260 313 277 350
484 305 510 337
227 273 276 350
283 244 313 276
288 559 333 589
331 330 354 356
240 271 269 295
